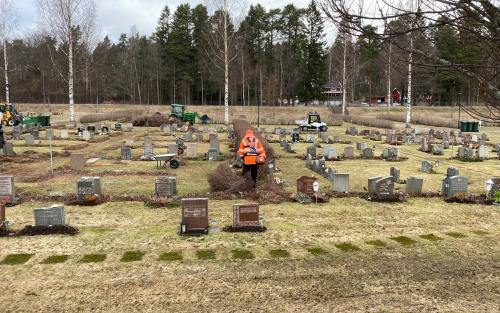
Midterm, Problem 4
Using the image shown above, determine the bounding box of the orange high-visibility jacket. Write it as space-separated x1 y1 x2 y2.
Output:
239 130 266 165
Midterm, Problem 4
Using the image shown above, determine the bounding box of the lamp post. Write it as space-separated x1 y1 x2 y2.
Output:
313 181 319 205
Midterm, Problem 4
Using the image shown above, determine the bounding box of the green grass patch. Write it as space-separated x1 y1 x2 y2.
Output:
390 236 417 246
196 250 216 260
0 254 34 265
419 234 443 241
231 249 255 260
472 230 489 236
307 247 328 256
335 243 361 252
445 232 467 238
269 249 290 258
365 240 387 248
120 251 145 262
40 255 69 264
79 254 107 263
159 251 183 261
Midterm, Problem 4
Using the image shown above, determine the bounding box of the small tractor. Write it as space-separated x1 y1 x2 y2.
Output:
295 112 328 132
169 104 210 125
1 103 23 126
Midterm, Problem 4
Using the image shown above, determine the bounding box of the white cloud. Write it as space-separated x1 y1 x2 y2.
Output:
17 0 335 42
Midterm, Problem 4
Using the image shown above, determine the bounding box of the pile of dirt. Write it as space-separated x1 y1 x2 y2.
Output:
133 113 170 127
445 194 490 205
14 225 79 236
362 192 409 203
222 226 267 232
208 163 254 193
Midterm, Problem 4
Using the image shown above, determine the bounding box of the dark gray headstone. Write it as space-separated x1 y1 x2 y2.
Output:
307 146 316 159
34 205 65 226
208 148 219 161
390 167 400 182
405 177 423 195
77 177 102 202
374 176 395 198
362 148 374 158
446 167 459 178
155 176 177 197
442 176 468 198
421 161 432 174
121 147 132 160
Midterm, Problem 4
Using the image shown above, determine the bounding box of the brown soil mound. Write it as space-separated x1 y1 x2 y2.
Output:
133 113 170 127
14 225 79 236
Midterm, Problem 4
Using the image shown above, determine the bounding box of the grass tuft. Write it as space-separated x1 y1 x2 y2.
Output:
79 254 106 263
419 234 443 241
196 250 216 260
365 240 387 248
120 251 145 262
445 232 467 238
0 254 34 265
472 230 489 236
390 236 417 246
159 251 183 261
335 243 361 252
307 247 328 256
269 249 290 258
231 249 255 260
41 255 69 264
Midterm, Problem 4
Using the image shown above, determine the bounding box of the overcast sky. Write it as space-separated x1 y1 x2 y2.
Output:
16 0 323 42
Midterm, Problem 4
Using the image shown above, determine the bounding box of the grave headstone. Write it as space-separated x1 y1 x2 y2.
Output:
405 177 423 195
307 145 316 159
343 146 355 159
442 176 468 198
390 166 400 182
446 167 459 178
320 132 329 143
183 132 193 142
76 177 102 202
368 176 383 194
3 142 14 156
383 147 399 159
420 137 429 152
168 144 179 155
292 132 300 143
155 176 177 197
180 198 209 233
195 132 203 142
478 145 488 158
471 134 478 142
70 153 85 171
141 136 154 160
432 144 444 155
296 176 317 197
374 176 395 198
25 134 35 145
362 147 374 158
233 203 261 228
34 205 65 226
31 129 39 139
356 142 367 151
322 147 337 160
121 147 132 160
114 123 122 130
208 148 219 161
346 127 358 136
11 126 21 140
421 161 432 174
0 176 15 204
306 134 314 143
331 173 349 193
185 143 198 158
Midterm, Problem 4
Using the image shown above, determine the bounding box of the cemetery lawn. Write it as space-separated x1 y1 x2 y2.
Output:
0 104 499 312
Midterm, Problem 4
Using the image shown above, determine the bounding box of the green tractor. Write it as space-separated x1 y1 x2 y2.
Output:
169 104 209 125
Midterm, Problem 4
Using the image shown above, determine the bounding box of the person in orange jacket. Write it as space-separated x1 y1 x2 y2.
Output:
239 130 266 186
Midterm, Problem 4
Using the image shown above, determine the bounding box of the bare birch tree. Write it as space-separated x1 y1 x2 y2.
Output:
0 0 16 105
38 0 96 122
205 0 246 125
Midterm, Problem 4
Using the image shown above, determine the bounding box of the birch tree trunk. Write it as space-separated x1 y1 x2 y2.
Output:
341 37 347 115
68 29 75 122
3 39 9 104
406 36 413 127
223 0 229 124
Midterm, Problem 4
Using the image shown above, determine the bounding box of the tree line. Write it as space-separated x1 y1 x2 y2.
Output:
0 0 497 113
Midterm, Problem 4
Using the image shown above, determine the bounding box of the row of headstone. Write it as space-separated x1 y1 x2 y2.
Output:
179 198 262 234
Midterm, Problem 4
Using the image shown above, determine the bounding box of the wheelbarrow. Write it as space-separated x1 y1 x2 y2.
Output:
153 153 180 169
